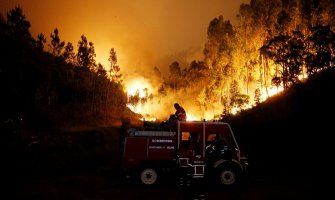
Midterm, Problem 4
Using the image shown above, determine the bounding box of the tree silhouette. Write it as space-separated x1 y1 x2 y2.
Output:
261 34 290 88
108 48 122 83
286 30 305 84
96 63 107 77
307 25 335 75
62 42 76 65
35 33 46 51
77 35 96 70
49 28 65 56
128 90 140 110
169 61 181 91
6 6 31 39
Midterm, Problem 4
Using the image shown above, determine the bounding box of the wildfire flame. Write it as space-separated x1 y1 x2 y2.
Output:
125 77 205 122
125 77 158 120
126 78 152 98
124 72 308 122
186 113 199 121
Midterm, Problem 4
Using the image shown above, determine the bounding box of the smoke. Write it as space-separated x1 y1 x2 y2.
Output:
122 42 208 121
123 65 219 122
0 0 250 120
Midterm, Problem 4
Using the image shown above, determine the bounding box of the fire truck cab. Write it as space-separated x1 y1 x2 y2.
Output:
122 121 248 187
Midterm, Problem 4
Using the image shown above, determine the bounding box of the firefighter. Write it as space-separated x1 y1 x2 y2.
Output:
171 103 187 121
162 103 186 130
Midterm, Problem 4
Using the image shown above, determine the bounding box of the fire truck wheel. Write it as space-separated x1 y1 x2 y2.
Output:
217 167 238 186
140 168 158 186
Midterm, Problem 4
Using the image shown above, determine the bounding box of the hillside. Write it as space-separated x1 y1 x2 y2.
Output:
226 67 335 177
4 67 334 200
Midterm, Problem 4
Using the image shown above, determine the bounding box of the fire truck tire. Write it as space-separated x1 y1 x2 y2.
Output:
217 166 239 186
139 167 158 186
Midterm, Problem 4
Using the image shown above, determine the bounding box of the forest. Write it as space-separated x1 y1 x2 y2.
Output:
1 1 334 199
145 0 335 120
1 0 335 130
0 6 131 129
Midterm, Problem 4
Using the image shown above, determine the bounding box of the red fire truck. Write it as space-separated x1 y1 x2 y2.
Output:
122 121 248 187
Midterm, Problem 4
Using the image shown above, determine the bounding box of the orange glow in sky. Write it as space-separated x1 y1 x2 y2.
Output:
0 0 249 76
